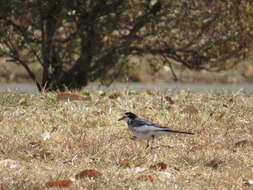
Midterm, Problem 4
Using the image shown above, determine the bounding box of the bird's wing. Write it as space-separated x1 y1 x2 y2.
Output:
134 117 169 129
132 117 193 135
135 124 169 132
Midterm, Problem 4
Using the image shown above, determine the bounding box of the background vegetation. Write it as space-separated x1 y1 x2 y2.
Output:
0 0 253 91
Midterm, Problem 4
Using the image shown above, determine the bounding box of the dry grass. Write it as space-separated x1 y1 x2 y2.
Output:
0 90 253 189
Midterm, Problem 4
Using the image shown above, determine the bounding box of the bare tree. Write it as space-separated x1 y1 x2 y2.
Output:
0 0 252 91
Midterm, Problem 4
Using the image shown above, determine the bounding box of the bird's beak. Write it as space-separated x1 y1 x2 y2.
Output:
118 116 126 121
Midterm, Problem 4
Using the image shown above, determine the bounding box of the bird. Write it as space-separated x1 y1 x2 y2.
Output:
118 112 194 149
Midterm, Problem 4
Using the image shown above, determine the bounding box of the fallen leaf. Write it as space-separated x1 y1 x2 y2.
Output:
165 96 175 104
75 169 102 179
130 136 137 140
29 141 42 147
108 92 121 99
205 159 223 169
150 162 167 171
210 112 225 120
137 175 155 182
234 140 253 147
145 105 157 109
45 180 72 188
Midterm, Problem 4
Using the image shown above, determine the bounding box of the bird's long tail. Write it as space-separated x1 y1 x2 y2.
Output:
164 129 194 135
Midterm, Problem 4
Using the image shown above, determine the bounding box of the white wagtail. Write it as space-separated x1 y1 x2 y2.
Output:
118 112 194 148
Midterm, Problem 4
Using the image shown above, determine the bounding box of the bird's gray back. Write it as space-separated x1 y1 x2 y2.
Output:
127 117 155 127
128 117 170 130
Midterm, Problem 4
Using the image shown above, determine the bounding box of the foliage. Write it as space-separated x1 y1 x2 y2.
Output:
0 0 253 91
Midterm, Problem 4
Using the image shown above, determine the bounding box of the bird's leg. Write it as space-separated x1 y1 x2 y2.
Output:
145 140 150 149
146 136 155 150
150 135 157 150
152 136 155 144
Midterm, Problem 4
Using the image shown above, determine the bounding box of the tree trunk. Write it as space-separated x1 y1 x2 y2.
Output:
41 26 95 91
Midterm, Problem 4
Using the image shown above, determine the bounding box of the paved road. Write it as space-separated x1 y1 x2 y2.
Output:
0 82 253 93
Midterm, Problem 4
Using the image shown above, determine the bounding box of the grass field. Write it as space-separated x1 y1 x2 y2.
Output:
0 90 253 189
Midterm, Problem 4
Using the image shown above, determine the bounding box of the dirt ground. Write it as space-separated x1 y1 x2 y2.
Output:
0 91 253 189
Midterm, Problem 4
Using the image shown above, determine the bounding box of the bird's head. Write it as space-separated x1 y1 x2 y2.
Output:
118 112 137 121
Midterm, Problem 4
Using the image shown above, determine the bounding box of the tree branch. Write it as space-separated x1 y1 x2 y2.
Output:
4 38 42 91
8 56 42 92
